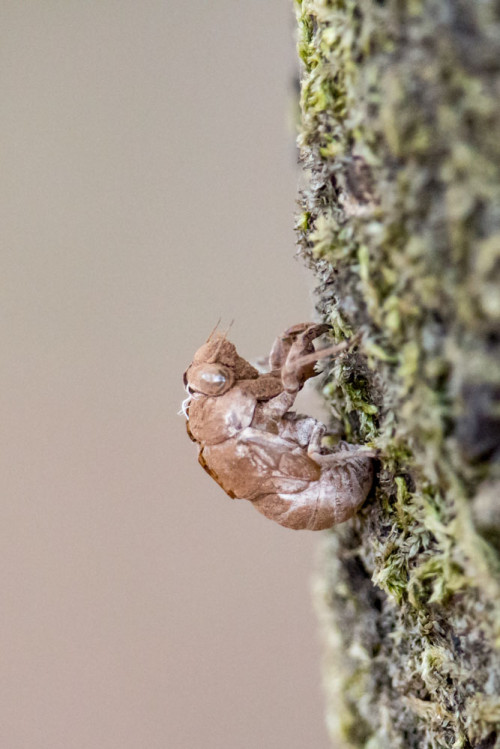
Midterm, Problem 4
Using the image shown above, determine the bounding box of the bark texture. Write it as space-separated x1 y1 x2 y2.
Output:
294 0 500 746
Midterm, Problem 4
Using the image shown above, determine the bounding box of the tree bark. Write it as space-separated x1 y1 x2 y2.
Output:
294 0 500 746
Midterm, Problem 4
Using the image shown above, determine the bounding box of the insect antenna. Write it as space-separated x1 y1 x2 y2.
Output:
206 318 222 342
207 319 234 363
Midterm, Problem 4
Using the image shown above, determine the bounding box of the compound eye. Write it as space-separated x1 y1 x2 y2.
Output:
201 370 227 389
188 364 232 396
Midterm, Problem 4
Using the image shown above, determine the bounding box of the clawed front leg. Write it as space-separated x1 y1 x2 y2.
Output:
280 326 347 394
256 328 331 419
269 323 329 372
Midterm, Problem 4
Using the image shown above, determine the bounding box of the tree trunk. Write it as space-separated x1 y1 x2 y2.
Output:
294 0 500 746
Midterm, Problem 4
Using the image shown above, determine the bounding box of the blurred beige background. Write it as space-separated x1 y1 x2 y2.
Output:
1 3 331 748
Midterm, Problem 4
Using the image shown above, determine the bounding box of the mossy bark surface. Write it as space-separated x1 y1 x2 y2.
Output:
294 1 500 747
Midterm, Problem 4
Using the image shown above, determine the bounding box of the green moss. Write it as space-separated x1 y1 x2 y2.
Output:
295 0 500 746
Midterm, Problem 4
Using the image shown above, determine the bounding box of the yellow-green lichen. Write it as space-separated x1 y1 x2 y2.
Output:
296 0 500 747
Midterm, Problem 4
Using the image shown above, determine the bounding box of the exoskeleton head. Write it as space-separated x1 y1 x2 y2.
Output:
183 332 259 398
